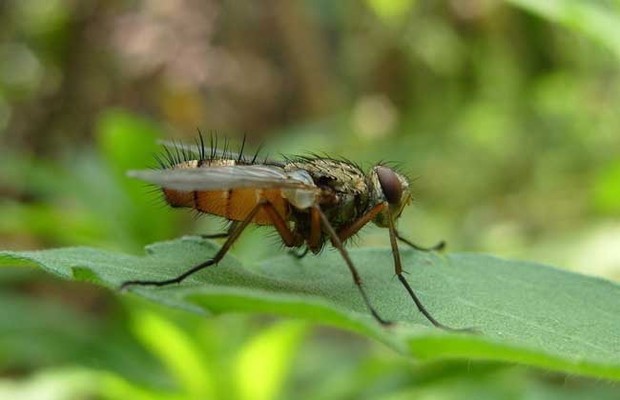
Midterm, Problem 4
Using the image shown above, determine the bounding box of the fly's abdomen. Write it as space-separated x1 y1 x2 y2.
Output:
163 188 289 225
163 188 194 209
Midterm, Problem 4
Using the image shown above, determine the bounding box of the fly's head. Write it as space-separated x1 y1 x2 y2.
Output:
369 165 412 227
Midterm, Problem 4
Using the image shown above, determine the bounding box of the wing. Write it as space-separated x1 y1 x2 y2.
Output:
127 164 317 192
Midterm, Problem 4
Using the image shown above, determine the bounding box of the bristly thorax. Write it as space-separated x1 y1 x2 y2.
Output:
285 158 371 231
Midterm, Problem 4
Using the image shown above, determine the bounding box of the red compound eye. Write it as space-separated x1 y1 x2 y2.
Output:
376 166 402 205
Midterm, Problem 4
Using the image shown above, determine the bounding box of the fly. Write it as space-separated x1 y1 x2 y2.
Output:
122 133 467 331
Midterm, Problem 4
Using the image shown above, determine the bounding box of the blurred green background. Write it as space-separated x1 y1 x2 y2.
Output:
1 0 620 399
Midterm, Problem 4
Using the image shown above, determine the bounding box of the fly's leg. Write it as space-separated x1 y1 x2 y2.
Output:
395 232 445 252
289 247 310 259
121 201 301 289
336 203 468 330
200 232 230 240
385 207 472 331
337 203 445 252
314 206 391 326
200 222 239 240
336 203 386 242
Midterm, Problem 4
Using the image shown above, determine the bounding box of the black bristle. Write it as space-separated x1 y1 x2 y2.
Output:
214 134 219 159
210 133 216 160
223 137 230 159
153 130 268 169
173 140 182 164
163 146 175 167
197 128 206 160
238 134 247 162
180 143 187 162
153 153 166 169
251 142 264 164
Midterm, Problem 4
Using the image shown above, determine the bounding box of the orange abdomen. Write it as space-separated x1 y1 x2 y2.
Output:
163 188 289 225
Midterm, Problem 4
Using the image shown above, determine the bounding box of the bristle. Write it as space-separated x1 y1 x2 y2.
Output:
213 134 219 159
153 153 166 169
173 140 182 164
197 128 206 160
154 130 266 170
210 133 216 160
223 137 229 159
238 134 247 162
251 142 264 164
163 146 175 167
180 143 188 162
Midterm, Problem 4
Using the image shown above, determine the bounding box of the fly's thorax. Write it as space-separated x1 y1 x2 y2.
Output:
368 165 412 227
285 158 370 227
285 159 367 193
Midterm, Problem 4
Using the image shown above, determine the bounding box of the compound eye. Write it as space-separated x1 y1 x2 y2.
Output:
376 166 402 205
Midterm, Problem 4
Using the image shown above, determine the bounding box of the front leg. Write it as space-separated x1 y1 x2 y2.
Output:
395 230 445 252
385 207 471 331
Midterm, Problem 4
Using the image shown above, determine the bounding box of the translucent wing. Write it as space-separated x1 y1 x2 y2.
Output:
128 164 316 191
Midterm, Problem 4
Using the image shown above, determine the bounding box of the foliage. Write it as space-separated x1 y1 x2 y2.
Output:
3 238 620 382
2 0 620 398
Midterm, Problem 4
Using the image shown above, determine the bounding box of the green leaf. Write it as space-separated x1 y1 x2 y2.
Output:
0 291 168 387
234 321 308 400
365 0 417 24
505 0 620 61
2 237 619 380
129 309 217 398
